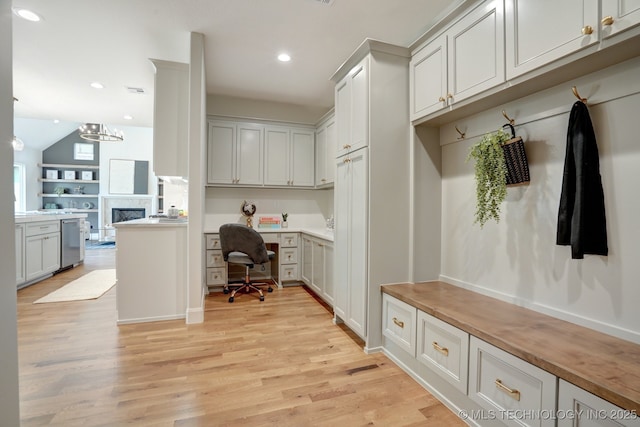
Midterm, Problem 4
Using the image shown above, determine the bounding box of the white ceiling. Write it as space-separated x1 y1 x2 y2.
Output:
12 0 460 149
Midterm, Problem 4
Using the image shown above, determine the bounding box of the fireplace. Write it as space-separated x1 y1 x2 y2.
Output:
112 208 146 224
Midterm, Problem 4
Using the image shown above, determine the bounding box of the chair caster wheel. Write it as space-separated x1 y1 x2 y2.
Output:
267 287 273 293
223 288 229 294
228 296 234 303
260 295 265 301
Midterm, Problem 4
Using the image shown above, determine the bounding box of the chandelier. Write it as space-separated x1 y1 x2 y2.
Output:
78 123 124 142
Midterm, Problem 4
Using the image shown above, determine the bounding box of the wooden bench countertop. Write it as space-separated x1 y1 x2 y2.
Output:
381 281 640 412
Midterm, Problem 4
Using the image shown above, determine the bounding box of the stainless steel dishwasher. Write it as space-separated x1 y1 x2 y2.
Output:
61 218 81 269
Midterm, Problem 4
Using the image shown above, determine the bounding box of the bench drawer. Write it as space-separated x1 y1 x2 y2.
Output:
382 294 417 357
469 336 557 427
417 310 469 394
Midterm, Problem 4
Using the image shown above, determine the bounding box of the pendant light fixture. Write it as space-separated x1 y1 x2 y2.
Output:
78 123 124 142
12 136 25 151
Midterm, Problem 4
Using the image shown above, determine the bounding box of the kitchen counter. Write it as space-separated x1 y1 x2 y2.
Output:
204 225 334 242
112 217 188 228
15 211 87 223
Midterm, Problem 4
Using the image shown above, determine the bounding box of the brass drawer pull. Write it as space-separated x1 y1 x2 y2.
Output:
495 379 521 401
432 341 449 356
392 317 404 328
602 16 614 26
582 25 594 35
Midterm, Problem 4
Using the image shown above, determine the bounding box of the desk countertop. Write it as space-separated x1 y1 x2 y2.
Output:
204 226 334 242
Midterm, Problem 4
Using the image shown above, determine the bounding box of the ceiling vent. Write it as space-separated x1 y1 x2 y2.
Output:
126 86 146 94
314 0 334 5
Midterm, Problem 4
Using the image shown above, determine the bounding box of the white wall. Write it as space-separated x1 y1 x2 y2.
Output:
434 56 640 343
205 187 333 231
13 146 41 211
1 0 22 422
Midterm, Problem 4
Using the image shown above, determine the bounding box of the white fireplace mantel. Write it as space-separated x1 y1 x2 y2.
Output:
101 195 154 240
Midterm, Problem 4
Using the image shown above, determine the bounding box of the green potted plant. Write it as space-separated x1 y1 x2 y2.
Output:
466 129 509 227
281 212 289 228
54 186 66 196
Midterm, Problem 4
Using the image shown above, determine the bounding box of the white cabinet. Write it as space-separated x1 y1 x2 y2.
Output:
469 336 557 427
25 221 60 282
558 379 640 427
301 234 334 305
150 59 189 178
410 0 505 120
601 0 640 39
334 148 368 338
207 120 263 186
382 294 417 357
315 111 336 187
335 57 368 158
264 126 315 187
15 224 25 286
505 0 599 79
279 233 299 283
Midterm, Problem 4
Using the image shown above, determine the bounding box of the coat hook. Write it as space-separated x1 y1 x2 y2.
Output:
572 86 588 104
454 125 465 139
502 110 515 125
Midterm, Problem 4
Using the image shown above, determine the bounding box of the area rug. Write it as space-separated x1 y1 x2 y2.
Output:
86 241 116 250
34 269 116 304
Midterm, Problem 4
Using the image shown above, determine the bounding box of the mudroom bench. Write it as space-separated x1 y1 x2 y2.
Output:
381 281 640 427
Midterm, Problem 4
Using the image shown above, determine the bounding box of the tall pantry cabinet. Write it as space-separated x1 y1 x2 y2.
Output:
332 39 411 352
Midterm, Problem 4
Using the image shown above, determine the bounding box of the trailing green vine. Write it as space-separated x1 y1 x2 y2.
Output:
466 129 509 227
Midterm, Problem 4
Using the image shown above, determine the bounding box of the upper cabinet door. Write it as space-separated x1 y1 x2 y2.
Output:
410 33 447 121
505 0 599 80
290 129 315 187
207 120 236 185
264 126 291 186
601 0 640 39
236 123 263 186
335 78 351 158
349 58 369 154
447 0 505 103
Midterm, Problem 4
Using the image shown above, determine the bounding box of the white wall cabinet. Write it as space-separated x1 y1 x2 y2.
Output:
315 111 336 187
25 221 60 283
150 59 189 178
264 126 315 187
15 224 25 286
335 57 368 158
207 120 263 186
334 148 368 338
601 0 640 39
505 0 599 80
301 233 334 305
410 0 504 120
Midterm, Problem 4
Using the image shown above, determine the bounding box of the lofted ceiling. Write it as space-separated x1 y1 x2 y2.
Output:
12 0 460 149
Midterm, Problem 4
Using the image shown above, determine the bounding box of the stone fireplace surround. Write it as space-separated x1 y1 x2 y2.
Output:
101 196 153 241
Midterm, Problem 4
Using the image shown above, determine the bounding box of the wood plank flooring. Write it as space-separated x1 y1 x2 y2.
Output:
17 247 466 426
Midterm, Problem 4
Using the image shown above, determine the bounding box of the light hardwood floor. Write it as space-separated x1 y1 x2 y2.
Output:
17 247 466 426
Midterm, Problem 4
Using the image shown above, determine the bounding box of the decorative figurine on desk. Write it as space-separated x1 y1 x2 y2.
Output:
241 200 257 228
282 212 288 228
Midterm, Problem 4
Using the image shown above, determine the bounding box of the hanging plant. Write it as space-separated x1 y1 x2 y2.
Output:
466 129 509 227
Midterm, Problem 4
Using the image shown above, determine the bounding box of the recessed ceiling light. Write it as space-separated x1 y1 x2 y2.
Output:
123 115 133 120
13 8 42 22
90 82 104 89
278 53 291 62
53 119 59 124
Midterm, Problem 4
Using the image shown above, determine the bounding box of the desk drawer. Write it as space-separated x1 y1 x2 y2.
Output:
280 233 298 247
417 310 469 394
280 264 298 281
206 250 225 268
280 247 298 264
205 234 221 250
382 294 417 357
469 336 557 427
26 221 60 237
206 267 226 285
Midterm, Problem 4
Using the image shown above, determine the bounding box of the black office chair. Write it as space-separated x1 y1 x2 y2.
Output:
219 223 276 303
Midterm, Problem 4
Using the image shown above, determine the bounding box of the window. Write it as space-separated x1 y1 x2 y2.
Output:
14 163 26 213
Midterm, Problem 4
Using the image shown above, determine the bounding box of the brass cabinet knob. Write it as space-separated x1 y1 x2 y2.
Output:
438 96 445 102
602 16 614 26
446 93 453 99
582 25 594 35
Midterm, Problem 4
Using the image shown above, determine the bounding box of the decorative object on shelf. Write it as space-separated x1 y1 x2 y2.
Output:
54 186 66 196
11 135 24 151
64 170 76 180
78 123 124 143
501 123 530 186
281 212 289 228
81 171 93 180
241 200 257 228
46 170 59 179
466 129 509 227
82 201 93 209
73 186 84 194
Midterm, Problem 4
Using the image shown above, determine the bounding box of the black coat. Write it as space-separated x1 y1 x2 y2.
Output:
556 101 608 259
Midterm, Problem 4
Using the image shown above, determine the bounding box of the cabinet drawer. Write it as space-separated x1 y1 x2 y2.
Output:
205 234 221 250
206 250 225 268
417 310 469 394
280 264 298 281
280 233 298 247
280 247 298 264
206 267 226 285
469 336 557 427
558 379 640 427
26 221 60 237
382 294 417 357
